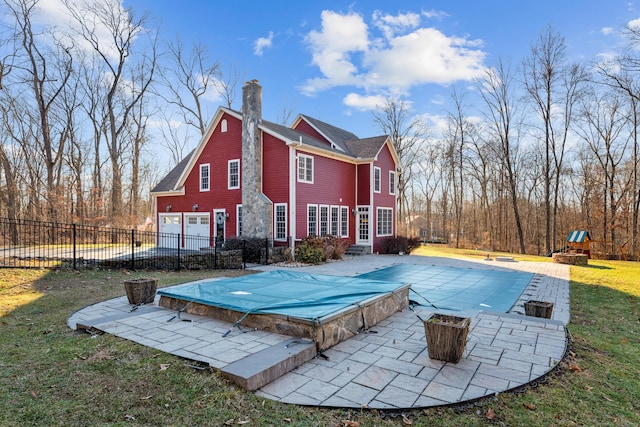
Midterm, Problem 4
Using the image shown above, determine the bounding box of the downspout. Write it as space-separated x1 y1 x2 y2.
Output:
288 136 302 259
370 160 375 252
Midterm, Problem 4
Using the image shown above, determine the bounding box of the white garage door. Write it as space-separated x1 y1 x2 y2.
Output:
159 215 182 248
184 214 211 250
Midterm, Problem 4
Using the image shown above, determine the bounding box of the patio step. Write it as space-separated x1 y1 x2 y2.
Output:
220 338 317 391
345 245 371 256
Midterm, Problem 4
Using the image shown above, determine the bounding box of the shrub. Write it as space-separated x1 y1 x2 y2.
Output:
380 236 421 254
295 235 350 263
295 243 324 264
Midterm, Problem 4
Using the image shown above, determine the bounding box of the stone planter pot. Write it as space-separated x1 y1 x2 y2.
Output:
524 300 553 319
123 278 157 305
424 313 470 363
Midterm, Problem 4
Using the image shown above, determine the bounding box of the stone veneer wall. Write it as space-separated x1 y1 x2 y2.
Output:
241 80 273 239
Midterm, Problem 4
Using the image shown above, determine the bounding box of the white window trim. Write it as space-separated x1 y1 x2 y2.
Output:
236 204 243 237
228 159 240 190
340 206 349 238
374 166 381 193
307 204 318 236
389 171 396 195
376 207 393 237
297 153 314 184
319 204 329 236
274 203 288 242
221 119 228 133
200 163 210 192
330 205 339 236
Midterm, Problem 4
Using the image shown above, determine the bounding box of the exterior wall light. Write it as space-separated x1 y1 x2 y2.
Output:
166 205 172 212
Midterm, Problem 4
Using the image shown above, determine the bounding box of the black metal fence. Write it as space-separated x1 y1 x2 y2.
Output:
0 218 276 270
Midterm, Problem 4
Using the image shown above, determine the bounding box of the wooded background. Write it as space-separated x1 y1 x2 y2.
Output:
1 0 640 259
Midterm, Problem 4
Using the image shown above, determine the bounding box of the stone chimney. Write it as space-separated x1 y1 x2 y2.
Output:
241 80 273 239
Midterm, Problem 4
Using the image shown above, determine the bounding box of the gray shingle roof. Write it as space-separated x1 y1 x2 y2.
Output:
298 114 359 152
261 120 349 156
151 149 194 193
344 136 389 159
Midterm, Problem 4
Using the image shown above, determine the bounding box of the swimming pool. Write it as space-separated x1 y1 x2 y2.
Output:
356 264 533 312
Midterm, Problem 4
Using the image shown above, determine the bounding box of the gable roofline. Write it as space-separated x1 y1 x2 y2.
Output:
261 120 385 164
172 107 242 190
291 114 359 154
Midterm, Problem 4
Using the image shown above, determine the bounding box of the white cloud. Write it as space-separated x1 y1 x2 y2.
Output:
254 31 274 56
601 26 614 35
343 93 387 111
628 17 640 30
372 10 420 39
422 10 449 20
302 9 487 101
302 10 369 94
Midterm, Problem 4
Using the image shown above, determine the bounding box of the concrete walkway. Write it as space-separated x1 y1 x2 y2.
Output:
67 254 570 409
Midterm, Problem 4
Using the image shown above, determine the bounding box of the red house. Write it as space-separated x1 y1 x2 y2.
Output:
151 80 399 255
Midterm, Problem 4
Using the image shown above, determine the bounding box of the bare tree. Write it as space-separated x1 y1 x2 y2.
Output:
523 25 586 253
576 89 632 253
6 0 74 221
373 98 428 235
479 59 527 254
159 37 220 136
444 88 475 247
66 0 157 225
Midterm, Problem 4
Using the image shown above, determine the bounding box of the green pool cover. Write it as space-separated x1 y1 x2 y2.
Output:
356 264 533 312
158 270 407 320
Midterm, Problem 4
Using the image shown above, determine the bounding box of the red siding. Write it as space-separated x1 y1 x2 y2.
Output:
356 164 370 205
293 120 332 147
156 113 243 238
296 150 356 243
372 142 397 253
263 134 290 203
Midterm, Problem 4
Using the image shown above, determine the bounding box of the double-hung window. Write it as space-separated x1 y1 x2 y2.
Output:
319 205 328 236
377 207 393 236
274 204 287 241
200 164 210 191
228 159 240 189
374 167 381 193
340 206 349 237
297 154 313 183
389 171 396 195
307 205 318 236
330 206 339 236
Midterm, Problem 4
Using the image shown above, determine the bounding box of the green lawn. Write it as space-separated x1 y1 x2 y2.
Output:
1 250 638 426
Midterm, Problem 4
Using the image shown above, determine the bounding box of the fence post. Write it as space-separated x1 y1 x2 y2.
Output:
176 233 181 271
214 237 218 269
73 223 77 270
130 229 135 270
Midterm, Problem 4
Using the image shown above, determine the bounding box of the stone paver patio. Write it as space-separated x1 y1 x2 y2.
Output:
67 254 570 409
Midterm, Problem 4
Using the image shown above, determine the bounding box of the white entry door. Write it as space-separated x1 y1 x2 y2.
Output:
184 214 211 250
356 206 370 245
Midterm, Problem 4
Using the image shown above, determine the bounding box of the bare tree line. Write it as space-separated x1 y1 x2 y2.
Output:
0 0 236 230
1 1 640 259
386 25 640 259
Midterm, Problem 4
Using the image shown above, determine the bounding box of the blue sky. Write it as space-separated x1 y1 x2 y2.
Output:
38 0 640 141
127 0 639 137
